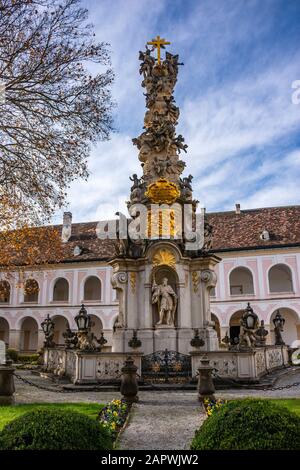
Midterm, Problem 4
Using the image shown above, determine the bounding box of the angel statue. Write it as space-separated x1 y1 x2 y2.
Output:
152 277 177 327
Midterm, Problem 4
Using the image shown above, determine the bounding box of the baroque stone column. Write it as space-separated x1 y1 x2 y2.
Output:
110 269 128 352
200 269 219 351
109 258 145 352
190 254 221 351
111 271 128 329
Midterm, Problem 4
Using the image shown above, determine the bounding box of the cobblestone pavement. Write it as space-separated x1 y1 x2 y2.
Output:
11 369 300 450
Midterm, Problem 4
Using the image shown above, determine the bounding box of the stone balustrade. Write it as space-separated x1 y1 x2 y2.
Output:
191 345 289 382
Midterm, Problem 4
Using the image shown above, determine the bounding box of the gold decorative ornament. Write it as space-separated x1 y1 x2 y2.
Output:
147 204 182 239
129 272 136 293
192 271 200 293
153 248 176 268
151 362 161 372
173 361 183 372
145 178 180 204
147 35 170 65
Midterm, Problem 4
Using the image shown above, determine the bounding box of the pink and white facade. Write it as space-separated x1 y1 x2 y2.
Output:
211 247 300 348
1 211 300 352
0 262 119 352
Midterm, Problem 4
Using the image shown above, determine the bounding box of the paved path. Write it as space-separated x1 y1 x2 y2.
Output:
118 391 205 450
12 369 300 450
14 373 205 450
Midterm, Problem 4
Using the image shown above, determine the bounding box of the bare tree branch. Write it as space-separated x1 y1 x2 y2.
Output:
0 0 114 226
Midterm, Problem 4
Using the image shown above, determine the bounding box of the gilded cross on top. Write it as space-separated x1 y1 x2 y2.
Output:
147 35 170 64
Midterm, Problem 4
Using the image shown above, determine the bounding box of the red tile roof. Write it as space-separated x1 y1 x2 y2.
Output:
207 205 300 252
56 205 300 263
54 221 117 262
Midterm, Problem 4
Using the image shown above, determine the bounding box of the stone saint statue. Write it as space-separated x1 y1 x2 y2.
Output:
152 277 177 327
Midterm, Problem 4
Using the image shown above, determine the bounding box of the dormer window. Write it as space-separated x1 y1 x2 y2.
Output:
73 245 82 256
260 229 270 241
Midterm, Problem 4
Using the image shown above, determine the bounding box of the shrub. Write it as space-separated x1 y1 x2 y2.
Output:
0 408 113 450
6 348 18 362
191 399 300 450
18 354 39 363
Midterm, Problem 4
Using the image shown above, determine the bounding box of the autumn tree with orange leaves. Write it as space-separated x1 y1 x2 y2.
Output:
0 0 114 275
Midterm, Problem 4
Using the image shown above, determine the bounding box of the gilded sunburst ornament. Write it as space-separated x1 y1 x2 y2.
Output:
152 249 176 268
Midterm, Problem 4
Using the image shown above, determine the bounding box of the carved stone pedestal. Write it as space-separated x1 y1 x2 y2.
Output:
204 326 219 351
109 247 220 356
177 328 194 355
154 327 177 352
112 328 126 352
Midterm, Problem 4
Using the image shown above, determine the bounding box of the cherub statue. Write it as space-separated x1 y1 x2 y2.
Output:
139 47 155 78
129 173 140 190
181 174 193 190
174 134 188 153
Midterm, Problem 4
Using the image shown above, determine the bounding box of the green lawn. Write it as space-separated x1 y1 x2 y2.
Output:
271 399 300 416
0 403 103 431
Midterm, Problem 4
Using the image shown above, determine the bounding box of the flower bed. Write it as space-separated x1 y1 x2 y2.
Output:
98 399 130 440
203 398 226 417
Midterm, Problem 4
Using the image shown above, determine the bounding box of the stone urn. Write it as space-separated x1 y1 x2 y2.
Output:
120 356 139 403
197 355 215 402
0 363 15 405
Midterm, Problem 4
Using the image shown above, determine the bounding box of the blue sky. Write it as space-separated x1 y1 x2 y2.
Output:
60 0 300 223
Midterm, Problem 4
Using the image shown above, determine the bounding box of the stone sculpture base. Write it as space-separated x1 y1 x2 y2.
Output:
154 327 177 352
112 327 198 355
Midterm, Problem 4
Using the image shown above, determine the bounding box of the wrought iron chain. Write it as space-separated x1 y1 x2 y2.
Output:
14 372 71 393
14 370 300 393
213 373 300 391
13 372 116 393
265 381 300 391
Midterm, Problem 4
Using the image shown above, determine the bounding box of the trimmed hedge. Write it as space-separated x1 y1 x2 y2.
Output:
191 399 300 450
6 348 18 362
18 354 39 364
0 408 113 450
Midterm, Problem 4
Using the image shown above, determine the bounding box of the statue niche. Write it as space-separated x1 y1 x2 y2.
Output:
151 266 178 328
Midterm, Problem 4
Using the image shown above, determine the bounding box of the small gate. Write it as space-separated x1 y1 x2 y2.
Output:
141 349 192 384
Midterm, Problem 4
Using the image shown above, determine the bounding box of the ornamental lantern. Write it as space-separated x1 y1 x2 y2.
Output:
243 302 259 330
273 310 285 330
41 314 55 348
75 304 89 331
238 302 259 349
41 314 54 336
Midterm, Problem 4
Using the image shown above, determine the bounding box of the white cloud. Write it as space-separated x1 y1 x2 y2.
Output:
55 0 300 222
